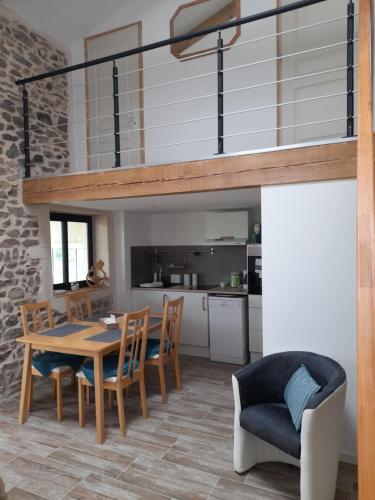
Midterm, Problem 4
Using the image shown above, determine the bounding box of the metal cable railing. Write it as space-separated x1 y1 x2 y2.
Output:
16 0 357 177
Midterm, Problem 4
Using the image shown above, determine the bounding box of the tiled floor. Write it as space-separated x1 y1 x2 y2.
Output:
0 356 357 499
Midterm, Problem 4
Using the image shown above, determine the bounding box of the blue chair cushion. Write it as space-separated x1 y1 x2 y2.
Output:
81 355 139 385
284 364 321 431
240 403 301 459
145 339 173 360
32 352 84 377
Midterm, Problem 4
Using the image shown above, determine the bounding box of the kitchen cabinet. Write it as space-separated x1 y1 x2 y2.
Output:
162 290 209 348
205 211 248 240
131 289 209 348
132 289 165 312
249 294 263 356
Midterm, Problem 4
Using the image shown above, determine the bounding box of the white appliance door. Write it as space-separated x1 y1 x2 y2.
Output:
209 296 245 364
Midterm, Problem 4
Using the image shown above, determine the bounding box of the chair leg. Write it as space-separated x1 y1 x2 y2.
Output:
174 353 182 391
116 387 126 436
78 378 85 428
158 361 168 403
139 373 148 419
108 390 114 410
28 375 33 412
56 376 63 422
86 385 90 404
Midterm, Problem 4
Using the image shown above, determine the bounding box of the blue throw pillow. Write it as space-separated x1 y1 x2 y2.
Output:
284 364 321 431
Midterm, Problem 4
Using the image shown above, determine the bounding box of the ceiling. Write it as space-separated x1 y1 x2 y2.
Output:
63 187 261 213
0 0 130 45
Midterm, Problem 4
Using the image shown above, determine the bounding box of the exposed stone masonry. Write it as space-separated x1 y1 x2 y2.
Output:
0 7 71 398
0 7 111 399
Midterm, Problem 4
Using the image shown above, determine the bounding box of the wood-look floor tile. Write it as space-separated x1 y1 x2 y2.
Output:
125 428 177 448
66 473 170 500
0 434 59 457
172 436 233 461
6 487 46 500
164 448 243 482
157 420 230 446
1 355 357 500
1 456 82 500
0 448 18 467
245 463 300 498
160 415 233 440
48 440 134 479
210 477 296 499
119 454 218 500
105 435 172 459
6 423 70 448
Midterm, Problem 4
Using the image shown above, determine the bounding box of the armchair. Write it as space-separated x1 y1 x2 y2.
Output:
232 351 346 500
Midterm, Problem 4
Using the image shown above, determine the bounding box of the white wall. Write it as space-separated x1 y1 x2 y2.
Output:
70 0 277 170
261 179 357 462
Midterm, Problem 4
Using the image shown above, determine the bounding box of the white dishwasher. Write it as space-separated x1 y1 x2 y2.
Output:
208 295 249 365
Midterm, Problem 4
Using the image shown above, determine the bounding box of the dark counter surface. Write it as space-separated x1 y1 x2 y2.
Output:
132 285 248 295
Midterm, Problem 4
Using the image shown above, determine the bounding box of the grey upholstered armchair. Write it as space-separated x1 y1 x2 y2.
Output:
232 351 347 500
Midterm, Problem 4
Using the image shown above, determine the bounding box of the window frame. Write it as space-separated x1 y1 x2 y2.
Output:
50 212 94 290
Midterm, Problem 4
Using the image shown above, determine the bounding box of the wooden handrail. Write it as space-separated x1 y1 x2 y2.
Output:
357 0 375 497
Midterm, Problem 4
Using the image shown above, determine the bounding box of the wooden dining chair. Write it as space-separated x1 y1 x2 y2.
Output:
145 296 184 403
20 301 77 421
64 290 93 322
77 307 150 436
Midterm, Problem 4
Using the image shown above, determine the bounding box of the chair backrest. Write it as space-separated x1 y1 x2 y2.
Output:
117 307 150 382
20 301 54 335
160 296 184 356
64 290 92 321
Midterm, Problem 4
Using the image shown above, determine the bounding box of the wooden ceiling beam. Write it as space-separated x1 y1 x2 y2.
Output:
22 140 357 205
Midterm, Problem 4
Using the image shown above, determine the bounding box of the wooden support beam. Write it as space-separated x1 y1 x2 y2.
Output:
357 0 375 498
171 1 237 59
22 141 357 205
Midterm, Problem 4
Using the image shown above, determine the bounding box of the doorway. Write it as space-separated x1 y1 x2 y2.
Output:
85 22 145 170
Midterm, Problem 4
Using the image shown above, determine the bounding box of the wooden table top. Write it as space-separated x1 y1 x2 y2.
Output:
16 316 163 357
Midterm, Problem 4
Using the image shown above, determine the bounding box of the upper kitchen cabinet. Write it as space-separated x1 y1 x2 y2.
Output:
205 211 248 244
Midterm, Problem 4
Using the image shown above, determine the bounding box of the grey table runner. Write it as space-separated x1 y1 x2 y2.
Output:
39 323 89 337
85 317 162 343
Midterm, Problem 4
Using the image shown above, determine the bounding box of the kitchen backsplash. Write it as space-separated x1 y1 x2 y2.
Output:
131 246 247 286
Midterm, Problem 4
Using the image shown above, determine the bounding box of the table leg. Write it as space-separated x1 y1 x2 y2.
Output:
19 344 32 424
93 353 105 444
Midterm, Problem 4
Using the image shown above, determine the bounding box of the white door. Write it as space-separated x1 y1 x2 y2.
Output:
278 0 357 145
85 22 144 170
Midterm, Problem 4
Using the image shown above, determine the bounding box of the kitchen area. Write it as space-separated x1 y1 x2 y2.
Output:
129 207 263 366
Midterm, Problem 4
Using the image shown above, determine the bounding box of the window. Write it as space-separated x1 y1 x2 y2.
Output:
50 213 93 290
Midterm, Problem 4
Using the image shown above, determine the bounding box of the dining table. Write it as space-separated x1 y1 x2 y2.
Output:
16 314 163 444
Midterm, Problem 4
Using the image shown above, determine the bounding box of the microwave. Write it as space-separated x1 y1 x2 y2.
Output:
247 245 262 295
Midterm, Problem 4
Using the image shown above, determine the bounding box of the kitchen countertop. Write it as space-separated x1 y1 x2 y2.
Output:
132 285 248 295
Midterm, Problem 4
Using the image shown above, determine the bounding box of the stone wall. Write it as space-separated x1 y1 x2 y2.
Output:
0 6 71 398
0 7 112 399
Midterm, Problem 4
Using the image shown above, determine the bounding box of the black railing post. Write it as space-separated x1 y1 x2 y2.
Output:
112 60 121 167
217 32 224 155
22 84 31 178
346 0 354 137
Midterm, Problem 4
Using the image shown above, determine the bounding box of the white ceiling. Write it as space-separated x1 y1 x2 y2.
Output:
63 187 261 213
0 0 130 45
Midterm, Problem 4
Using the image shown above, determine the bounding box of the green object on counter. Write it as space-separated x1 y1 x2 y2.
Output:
230 271 240 288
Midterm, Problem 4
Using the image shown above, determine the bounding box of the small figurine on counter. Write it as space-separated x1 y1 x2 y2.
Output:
86 259 109 288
